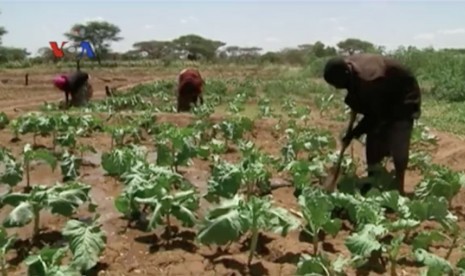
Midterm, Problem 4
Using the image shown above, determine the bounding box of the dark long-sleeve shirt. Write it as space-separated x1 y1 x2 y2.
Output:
65 71 89 94
343 54 422 136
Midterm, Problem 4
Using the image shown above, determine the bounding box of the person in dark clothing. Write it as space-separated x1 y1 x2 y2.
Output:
323 53 422 195
53 71 93 108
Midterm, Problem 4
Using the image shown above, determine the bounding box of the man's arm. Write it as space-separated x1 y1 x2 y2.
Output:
351 116 376 138
344 115 377 144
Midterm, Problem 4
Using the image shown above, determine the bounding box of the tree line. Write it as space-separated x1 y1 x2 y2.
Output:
1 17 464 66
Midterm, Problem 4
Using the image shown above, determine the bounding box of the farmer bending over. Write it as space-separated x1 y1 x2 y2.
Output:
323 53 422 195
53 71 93 108
177 68 205 112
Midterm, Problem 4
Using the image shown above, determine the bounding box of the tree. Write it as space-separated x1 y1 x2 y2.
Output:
0 11 7 45
0 47 29 63
260 52 281 63
310 41 337 57
171 34 225 60
336 38 376 55
132 40 174 59
64 20 123 65
37 47 59 63
279 48 307 65
220 46 262 60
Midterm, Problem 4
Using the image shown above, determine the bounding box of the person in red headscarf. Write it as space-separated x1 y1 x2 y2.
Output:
53 71 93 108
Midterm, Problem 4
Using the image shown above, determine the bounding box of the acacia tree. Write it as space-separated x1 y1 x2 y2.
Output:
171 34 225 61
0 11 7 45
132 40 174 59
64 20 123 65
336 38 376 55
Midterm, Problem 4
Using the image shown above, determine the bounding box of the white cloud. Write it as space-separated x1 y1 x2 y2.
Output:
144 24 155 29
336 26 347 32
438 28 465 35
413 33 435 40
83 16 105 23
265 36 280 43
180 16 199 24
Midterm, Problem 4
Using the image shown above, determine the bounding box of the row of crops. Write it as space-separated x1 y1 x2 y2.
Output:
0 78 464 275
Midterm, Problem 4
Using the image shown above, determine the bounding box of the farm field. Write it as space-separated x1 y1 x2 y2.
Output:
0 64 465 276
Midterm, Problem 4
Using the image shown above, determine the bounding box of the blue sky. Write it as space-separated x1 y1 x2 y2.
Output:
1 0 465 56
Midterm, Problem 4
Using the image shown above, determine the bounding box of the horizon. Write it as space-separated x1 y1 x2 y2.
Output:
1 0 465 56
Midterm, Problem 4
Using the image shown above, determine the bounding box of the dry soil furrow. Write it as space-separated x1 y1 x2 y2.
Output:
1 77 166 114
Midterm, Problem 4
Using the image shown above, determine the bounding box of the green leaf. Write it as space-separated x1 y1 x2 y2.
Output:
1 193 29 207
25 246 79 276
411 230 445 251
62 219 107 272
114 195 131 215
266 206 301 237
414 165 465 202
0 157 23 186
345 224 387 264
0 226 16 254
205 159 243 202
298 189 340 237
3 201 35 227
155 143 173 166
296 254 330 275
47 182 92 217
197 196 243 245
60 151 82 182
456 258 465 273
386 219 420 232
408 197 449 222
30 148 58 171
101 147 142 177
414 248 452 274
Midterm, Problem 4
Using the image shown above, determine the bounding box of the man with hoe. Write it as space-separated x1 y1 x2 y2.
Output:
323 53 422 195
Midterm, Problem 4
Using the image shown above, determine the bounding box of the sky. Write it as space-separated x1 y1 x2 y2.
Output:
1 0 465 56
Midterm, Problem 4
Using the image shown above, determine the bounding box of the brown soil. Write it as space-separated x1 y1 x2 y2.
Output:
1 68 464 276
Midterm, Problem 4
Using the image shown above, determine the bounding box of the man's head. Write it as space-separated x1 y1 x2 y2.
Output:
53 75 68 91
323 57 351 89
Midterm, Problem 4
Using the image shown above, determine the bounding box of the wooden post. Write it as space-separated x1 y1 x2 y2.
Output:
76 59 81 71
25 73 29 86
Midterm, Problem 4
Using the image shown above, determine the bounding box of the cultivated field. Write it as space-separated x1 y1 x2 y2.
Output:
0 64 465 276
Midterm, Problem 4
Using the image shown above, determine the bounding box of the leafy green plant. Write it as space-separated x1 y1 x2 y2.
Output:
101 145 146 179
0 227 16 276
22 144 57 191
296 253 349 276
25 246 80 276
2 182 93 239
136 189 199 242
0 147 23 187
414 164 465 207
60 151 82 182
298 188 342 255
62 215 107 272
154 125 198 172
197 195 300 266
0 112 9 130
